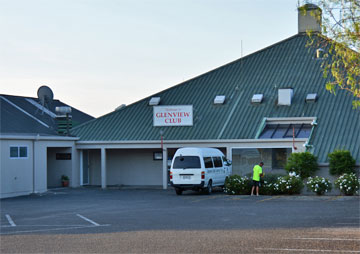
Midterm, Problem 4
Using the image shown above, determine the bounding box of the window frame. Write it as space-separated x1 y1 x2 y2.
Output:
9 146 29 159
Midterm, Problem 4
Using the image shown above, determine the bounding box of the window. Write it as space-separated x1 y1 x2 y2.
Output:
204 157 214 168
173 156 201 169
259 124 312 139
272 148 292 169
10 146 28 159
153 152 163 160
213 157 223 167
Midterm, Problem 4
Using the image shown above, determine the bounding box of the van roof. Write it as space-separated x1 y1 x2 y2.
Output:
174 147 224 157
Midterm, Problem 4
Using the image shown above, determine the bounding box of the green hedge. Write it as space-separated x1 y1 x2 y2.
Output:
328 150 356 176
285 152 319 179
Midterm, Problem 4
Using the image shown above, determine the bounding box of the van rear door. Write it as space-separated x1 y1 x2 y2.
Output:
172 156 202 184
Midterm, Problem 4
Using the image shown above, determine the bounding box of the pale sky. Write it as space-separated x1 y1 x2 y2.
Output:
1 0 301 117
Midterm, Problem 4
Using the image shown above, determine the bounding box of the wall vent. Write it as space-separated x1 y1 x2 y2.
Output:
251 94 264 104
149 97 161 106
306 93 317 103
214 95 226 104
278 88 293 106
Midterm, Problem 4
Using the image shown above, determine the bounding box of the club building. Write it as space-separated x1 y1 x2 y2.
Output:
1 4 359 198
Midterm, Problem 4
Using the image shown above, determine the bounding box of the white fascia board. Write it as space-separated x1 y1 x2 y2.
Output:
266 117 316 124
75 138 308 149
0 134 79 141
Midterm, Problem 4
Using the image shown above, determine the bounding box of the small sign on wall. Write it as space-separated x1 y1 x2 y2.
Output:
153 105 193 126
56 153 72 160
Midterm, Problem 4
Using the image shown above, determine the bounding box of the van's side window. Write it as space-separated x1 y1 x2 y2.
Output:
213 157 223 167
204 157 214 168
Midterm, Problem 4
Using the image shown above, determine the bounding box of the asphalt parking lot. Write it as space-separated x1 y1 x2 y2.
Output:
1 187 359 253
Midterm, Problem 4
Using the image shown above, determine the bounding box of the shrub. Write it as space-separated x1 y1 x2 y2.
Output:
306 176 332 195
224 175 251 195
285 152 319 179
260 174 285 195
274 173 304 195
335 173 360 196
328 150 356 176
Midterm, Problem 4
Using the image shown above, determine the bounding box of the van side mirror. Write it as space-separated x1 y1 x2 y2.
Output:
226 160 232 166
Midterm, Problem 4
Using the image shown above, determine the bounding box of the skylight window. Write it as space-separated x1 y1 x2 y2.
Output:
149 97 161 106
259 123 312 139
214 95 226 105
251 94 263 104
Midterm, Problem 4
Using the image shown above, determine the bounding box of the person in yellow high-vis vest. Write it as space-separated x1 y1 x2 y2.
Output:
251 162 264 196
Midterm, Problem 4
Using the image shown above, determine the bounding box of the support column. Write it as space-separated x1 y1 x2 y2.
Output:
79 150 83 186
162 148 168 190
101 148 106 189
226 146 232 161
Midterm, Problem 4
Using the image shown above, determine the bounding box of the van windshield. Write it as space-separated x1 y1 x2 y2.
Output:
173 156 201 169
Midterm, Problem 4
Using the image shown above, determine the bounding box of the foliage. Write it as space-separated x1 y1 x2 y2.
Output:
285 152 319 179
335 173 360 195
224 175 251 195
328 149 356 175
272 173 304 195
300 1 360 108
260 174 286 195
61 175 69 181
306 176 332 195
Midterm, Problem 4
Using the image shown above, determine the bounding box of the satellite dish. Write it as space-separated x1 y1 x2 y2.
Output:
37 86 54 106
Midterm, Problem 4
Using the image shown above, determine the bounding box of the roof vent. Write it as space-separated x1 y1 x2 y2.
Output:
306 93 317 103
149 97 161 106
115 104 126 111
278 88 293 106
251 94 264 104
214 95 226 105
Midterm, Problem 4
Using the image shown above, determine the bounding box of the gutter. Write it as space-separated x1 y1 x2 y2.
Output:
0 135 79 141
304 117 317 152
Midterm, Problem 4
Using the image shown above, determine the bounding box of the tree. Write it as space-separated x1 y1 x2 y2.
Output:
300 1 360 108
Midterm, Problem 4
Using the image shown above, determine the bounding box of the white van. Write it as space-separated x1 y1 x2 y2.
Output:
170 147 232 195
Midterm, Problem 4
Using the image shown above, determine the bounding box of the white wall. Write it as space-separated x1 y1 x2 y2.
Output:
1 138 77 198
88 149 163 186
47 147 72 187
0 139 33 198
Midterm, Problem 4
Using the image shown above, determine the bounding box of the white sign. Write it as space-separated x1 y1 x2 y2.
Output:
153 105 193 126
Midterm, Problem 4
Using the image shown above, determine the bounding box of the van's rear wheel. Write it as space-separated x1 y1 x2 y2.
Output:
175 188 183 195
205 180 212 195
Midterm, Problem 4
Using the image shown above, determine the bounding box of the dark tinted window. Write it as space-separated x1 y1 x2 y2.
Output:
173 156 201 169
259 124 312 139
10 147 18 158
19 147 27 158
204 157 213 168
213 157 223 167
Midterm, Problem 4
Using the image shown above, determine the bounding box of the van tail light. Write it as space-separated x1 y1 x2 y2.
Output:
201 171 205 179
170 171 173 180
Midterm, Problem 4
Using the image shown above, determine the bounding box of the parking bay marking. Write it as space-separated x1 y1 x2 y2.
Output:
286 237 360 241
255 248 360 253
5 214 16 227
256 196 280 203
76 214 100 226
0 224 110 235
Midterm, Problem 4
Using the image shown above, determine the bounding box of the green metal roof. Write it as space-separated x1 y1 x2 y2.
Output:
72 33 360 163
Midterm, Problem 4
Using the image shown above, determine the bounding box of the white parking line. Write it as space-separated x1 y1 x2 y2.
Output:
76 214 100 226
5 214 16 227
0 224 110 235
255 248 360 253
286 237 360 241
